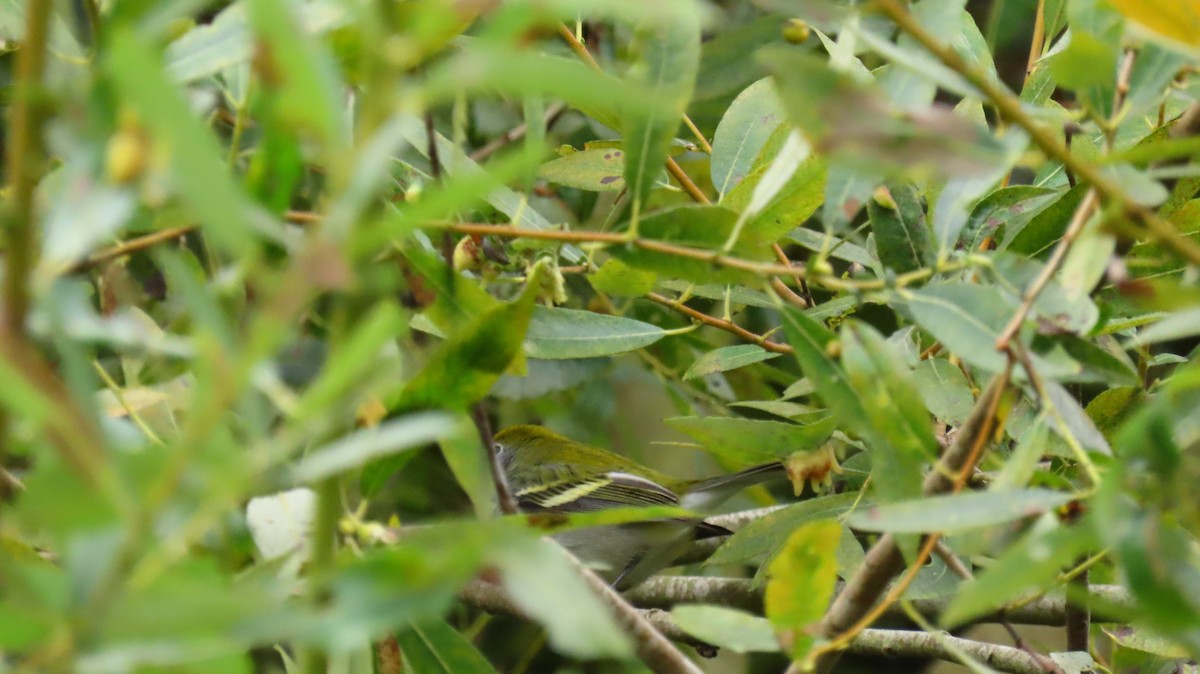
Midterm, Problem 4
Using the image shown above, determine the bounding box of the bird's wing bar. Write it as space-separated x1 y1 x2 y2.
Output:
515 471 678 512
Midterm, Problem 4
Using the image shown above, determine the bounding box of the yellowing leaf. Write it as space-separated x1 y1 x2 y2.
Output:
1110 0 1200 50
765 519 841 663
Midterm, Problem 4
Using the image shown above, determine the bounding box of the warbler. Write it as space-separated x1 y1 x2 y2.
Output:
493 425 785 589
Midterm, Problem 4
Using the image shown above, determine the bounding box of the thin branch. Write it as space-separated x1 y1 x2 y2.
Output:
645 292 793 354
873 0 1200 267
1024 0 1046 80
70 225 198 272
472 403 518 515
470 103 567 163
622 575 1131 627
849 629 1046 674
4 0 52 336
462 577 1080 674
666 158 710 204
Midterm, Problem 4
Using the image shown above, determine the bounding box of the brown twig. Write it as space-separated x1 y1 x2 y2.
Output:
873 0 1200 267
470 103 567 163
644 292 792 354
994 191 1099 351
70 225 199 272
1024 0 1046 80
4 0 52 337
473 404 517 515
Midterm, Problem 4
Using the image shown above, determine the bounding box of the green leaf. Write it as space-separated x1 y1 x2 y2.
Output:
712 77 786 199
765 520 841 662
613 204 766 283
683 344 781 381
247 0 345 149
397 620 501 674
841 321 937 502
1044 380 1112 456
992 253 1100 335
904 283 1016 373
960 186 1062 253
393 271 539 411
292 303 406 421
589 258 657 297
438 413 497 520
107 28 258 257
913 358 974 425
1104 626 1189 659
165 2 348 83
1132 308 1200 346
496 538 632 659
1005 183 1090 256
990 418 1051 491
671 605 780 653
294 412 457 482
666 416 836 464
524 306 666 359
1050 30 1118 96
781 308 870 432
539 148 627 192
722 128 828 246
708 493 865 566
868 184 932 273
941 522 1097 628
623 11 701 205
847 489 1076 534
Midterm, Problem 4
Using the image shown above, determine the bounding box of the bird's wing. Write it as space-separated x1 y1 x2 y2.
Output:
515 470 678 513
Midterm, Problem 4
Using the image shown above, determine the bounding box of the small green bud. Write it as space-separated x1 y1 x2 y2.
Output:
782 18 810 44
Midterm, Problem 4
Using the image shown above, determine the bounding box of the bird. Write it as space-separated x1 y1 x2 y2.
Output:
492 425 785 589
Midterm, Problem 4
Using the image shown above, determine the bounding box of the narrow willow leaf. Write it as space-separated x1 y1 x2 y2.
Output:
107 29 258 256
539 148 627 191
868 184 931 273
247 0 345 150
781 308 870 433
497 539 632 659
292 303 406 421
708 493 864 566
612 204 766 283
588 258 657 297
672 605 780 653
397 620 501 674
841 321 936 502
165 1 349 83
847 489 1076 534
683 345 781 381
904 283 1016 373
723 127 827 246
960 185 1061 253
393 265 541 411
623 11 700 206
666 416 835 464
912 358 974 425
438 413 497 519
524 306 665 359
294 412 456 482
942 522 1098 628
712 77 786 199
765 520 841 662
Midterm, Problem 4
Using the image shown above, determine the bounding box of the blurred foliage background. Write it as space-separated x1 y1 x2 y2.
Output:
1 0 1200 673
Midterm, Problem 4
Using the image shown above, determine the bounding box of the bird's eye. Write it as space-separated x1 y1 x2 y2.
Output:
492 442 504 454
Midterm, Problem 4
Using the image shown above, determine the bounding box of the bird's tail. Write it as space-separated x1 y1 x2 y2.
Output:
680 462 785 511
